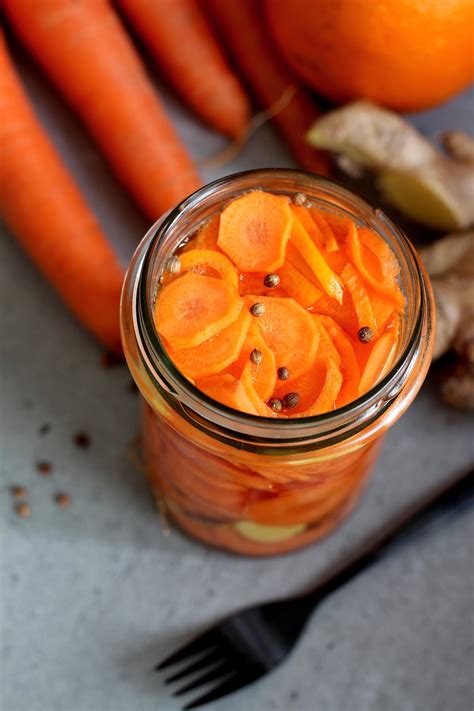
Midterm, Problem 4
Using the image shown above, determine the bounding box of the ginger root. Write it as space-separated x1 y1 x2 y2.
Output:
419 232 474 410
307 102 474 231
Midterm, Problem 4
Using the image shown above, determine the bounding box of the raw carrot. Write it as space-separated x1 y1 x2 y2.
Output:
116 0 250 138
240 365 276 417
358 333 397 395
286 241 319 283
194 214 220 250
341 263 378 334
290 215 344 303
0 36 124 351
296 358 343 417
155 272 242 349
232 324 277 401
218 191 293 272
252 297 319 380
310 208 339 252
171 306 251 379
2 0 200 219
313 317 342 367
319 316 361 407
290 205 325 249
277 261 323 308
179 249 239 289
197 374 259 415
202 0 329 173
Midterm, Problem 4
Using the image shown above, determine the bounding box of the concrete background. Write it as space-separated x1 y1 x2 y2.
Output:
1 41 473 711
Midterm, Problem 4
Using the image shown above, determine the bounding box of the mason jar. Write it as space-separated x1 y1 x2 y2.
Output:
121 169 435 556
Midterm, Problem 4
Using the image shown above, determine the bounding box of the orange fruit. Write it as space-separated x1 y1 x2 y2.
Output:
264 0 474 112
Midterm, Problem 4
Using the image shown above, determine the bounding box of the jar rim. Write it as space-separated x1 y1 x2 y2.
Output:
131 169 429 449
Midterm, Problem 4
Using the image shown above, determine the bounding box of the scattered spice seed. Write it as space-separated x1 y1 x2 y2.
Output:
74 432 90 448
358 326 374 343
11 485 27 499
250 348 263 365
277 366 290 380
263 273 280 289
15 502 31 518
100 350 123 368
164 255 181 275
38 423 51 436
36 460 52 476
250 302 265 317
293 192 307 206
268 397 283 413
54 492 71 508
282 392 300 409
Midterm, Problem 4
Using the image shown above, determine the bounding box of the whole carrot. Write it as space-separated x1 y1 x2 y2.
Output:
202 0 329 174
2 0 201 219
0 36 124 352
116 0 250 139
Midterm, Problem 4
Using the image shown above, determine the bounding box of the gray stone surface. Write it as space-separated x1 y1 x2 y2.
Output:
1 47 473 711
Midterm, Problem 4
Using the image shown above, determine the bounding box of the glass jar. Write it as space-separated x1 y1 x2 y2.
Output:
121 170 435 556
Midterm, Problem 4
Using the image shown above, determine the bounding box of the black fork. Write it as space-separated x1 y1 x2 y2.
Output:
156 468 474 709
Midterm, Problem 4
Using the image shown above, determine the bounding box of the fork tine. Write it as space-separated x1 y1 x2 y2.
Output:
173 662 232 697
164 649 222 684
155 629 219 671
182 672 250 709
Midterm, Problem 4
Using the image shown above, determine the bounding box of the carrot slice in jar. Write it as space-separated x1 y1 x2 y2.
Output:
319 316 361 407
295 357 343 417
341 263 378 334
197 373 259 415
290 204 325 249
277 261 323 308
310 207 339 252
179 249 239 289
358 333 397 395
194 213 220 250
218 190 293 272
251 296 319 380
232 323 277 401
171 306 251 379
155 271 243 349
314 316 342 367
290 214 343 303
240 364 277 417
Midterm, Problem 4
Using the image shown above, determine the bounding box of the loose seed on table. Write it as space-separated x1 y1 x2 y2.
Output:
36 460 52 476
11 485 27 499
358 326 374 343
263 273 280 289
74 432 90 448
277 367 290 380
268 397 283 413
15 502 31 518
250 302 265 317
250 348 263 365
282 392 300 410
54 492 71 508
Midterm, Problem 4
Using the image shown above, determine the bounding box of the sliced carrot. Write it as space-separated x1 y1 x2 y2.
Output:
179 249 238 289
341 263 378 334
252 296 319 380
155 271 242 349
313 316 342 367
367 286 395 331
240 365 276 416
346 222 404 308
277 261 323 308
171 306 251 378
295 358 343 417
194 214 220 250
319 316 361 407
218 191 293 272
358 333 397 396
274 356 326 413
286 240 319 283
231 323 276 400
290 205 325 249
312 289 359 337
290 214 343 304
359 228 400 282
324 212 351 241
197 373 258 415
238 272 287 298
310 207 339 252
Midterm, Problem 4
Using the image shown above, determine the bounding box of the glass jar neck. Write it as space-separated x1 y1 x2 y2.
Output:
127 169 432 454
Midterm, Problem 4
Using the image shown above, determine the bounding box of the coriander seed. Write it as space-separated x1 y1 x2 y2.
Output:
11 485 27 499
293 192 307 206
54 492 71 508
36 460 52 476
164 255 181 275
268 397 283 413
250 348 263 365
263 273 280 289
250 302 265 317
282 392 300 409
358 326 374 343
277 367 290 380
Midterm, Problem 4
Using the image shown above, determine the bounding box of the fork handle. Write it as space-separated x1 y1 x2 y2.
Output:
300 468 474 606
